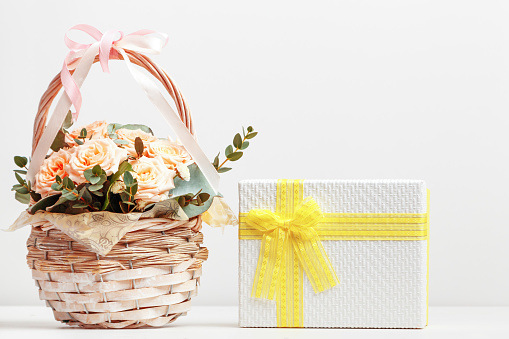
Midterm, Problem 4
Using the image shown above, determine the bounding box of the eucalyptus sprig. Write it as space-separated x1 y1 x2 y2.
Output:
119 171 138 213
49 163 110 212
11 156 40 204
212 126 257 173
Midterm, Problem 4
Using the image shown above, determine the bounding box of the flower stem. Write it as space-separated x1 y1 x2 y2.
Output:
217 135 247 170
64 187 98 211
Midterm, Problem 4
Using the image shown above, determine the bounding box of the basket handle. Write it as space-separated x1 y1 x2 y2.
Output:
32 50 193 154
28 45 220 192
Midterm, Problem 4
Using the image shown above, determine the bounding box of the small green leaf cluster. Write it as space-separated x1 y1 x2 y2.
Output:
27 160 142 215
73 128 92 145
212 126 257 173
117 171 139 213
41 165 107 213
11 156 37 204
177 189 210 208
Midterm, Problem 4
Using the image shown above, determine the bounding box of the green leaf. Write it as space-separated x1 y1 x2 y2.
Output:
50 183 62 191
88 184 103 191
15 187 29 194
29 194 60 214
81 187 92 203
225 145 233 157
89 176 101 184
63 177 75 189
247 126 254 133
50 130 66 152
72 203 90 209
15 192 30 204
13 169 27 174
217 167 232 173
97 174 107 185
52 195 69 208
62 191 77 201
130 183 138 196
124 201 135 206
227 151 243 161
245 132 258 139
212 153 219 168
84 169 94 182
107 124 115 134
56 175 62 184
113 139 129 145
124 171 134 187
242 126 246 137
135 137 144 157
198 192 210 203
74 138 84 145
80 128 87 138
30 191 42 202
102 161 133 210
14 156 28 168
62 111 74 129
178 196 186 208
11 184 23 191
92 165 102 176
91 190 103 197
120 192 131 202
240 141 249 150
15 172 25 185
233 133 243 149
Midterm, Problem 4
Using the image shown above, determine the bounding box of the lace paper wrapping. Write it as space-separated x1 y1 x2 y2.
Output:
7 199 188 256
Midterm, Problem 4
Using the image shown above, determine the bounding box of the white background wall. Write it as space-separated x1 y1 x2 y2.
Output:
0 0 508 307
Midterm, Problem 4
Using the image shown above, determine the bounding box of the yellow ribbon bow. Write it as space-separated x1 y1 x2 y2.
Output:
246 197 339 301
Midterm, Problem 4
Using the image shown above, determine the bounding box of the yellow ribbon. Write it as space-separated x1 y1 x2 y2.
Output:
240 179 429 327
246 197 340 301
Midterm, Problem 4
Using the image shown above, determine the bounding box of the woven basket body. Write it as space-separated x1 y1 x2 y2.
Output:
26 49 208 328
27 217 207 328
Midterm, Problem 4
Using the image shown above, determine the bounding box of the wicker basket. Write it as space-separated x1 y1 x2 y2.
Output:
26 50 208 328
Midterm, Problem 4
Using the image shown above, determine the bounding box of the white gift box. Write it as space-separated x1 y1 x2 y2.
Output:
239 179 429 328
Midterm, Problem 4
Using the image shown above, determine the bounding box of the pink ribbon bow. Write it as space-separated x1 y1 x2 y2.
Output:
61 24 168 120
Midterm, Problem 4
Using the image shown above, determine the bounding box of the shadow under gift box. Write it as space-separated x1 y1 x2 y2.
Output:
238 179 429 328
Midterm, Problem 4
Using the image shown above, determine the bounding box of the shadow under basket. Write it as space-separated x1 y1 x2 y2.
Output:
26 216 208 329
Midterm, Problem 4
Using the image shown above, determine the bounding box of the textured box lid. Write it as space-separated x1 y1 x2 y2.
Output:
239 179 428 328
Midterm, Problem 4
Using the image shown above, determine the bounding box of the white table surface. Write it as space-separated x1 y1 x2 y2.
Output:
0 306 507 338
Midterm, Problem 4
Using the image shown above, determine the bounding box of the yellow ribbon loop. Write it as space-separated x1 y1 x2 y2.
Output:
246 197 340 301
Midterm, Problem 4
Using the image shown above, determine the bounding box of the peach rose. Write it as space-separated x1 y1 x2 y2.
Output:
115 128 158 157
130 156 175 203
145 138 193 170
33 149 72 198
66 120 109 146
65 138 128 183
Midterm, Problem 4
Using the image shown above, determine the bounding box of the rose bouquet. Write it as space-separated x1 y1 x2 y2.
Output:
6 25 256 328
13 116 256 217
14 117 209 215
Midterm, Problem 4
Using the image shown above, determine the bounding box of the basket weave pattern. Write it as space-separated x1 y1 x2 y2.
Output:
26 49 208 328
27 216 207 328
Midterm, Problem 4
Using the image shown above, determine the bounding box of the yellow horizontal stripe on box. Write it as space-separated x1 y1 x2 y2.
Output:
239 213 428 240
